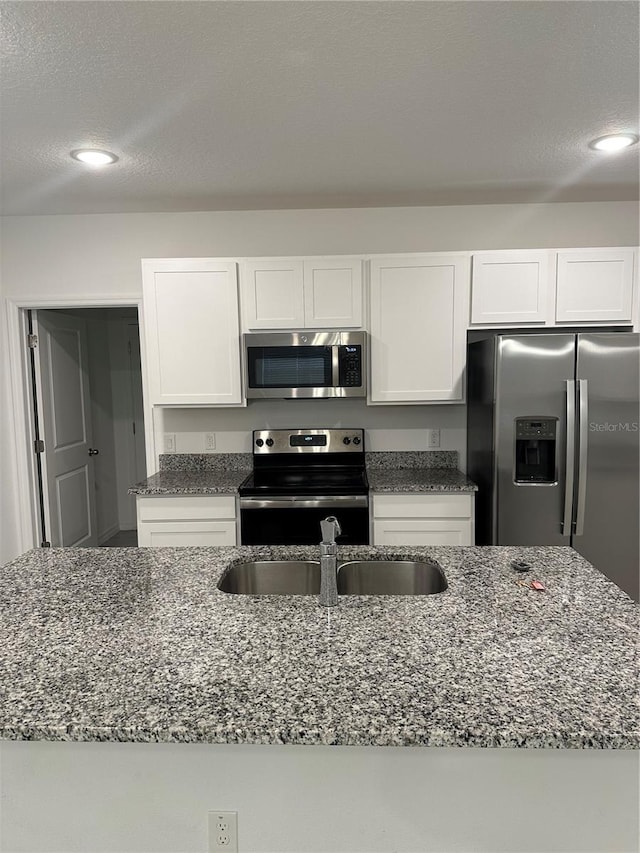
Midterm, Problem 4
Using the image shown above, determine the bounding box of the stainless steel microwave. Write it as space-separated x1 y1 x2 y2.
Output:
244 331 366 399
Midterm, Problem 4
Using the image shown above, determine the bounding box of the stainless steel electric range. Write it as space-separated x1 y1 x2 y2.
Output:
239 428 369 545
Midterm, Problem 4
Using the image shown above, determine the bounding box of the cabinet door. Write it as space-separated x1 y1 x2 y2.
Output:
242 259 305 329
369 255 470 402
303 258 363 328
556 249 635 324
471 251 552 325
142 259 242 405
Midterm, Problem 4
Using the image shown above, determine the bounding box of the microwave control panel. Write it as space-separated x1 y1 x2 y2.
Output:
338 345 363 387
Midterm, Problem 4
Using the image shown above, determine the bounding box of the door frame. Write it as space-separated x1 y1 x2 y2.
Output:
6 295 154 554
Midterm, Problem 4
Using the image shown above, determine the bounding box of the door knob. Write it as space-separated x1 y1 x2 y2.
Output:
88 448 100 456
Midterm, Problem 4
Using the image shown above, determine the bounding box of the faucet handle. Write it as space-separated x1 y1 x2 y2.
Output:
320 515 341 543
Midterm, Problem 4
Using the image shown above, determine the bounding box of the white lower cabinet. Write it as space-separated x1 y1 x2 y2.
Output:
372 493 474 546
136 495 237 547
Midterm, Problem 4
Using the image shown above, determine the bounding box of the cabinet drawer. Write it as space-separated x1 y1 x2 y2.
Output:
137 495 236 522
138 520 237 547
373 519 472 546
373 493 473 519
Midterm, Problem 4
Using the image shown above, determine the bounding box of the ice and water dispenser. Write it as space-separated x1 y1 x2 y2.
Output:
514 417 558 483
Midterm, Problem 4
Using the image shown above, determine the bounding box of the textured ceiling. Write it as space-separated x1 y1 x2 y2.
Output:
1 1 639 215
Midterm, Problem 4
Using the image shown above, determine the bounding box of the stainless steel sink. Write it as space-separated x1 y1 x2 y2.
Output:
218 558 447 596
337 560 447 595
218 560 320 595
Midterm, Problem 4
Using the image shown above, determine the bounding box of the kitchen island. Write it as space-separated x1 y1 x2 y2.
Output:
1 544 638 851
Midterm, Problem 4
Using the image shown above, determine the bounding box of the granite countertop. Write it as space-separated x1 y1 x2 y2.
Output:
367 467 477 493
130 469 252 495
129 451 477 495
129 453 252 495
1 545 637 749
365 451 477 493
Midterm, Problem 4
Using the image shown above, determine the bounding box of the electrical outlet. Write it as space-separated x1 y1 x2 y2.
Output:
209 811 238 852
204 432 216 451
164 433 176 453
427 428 441 449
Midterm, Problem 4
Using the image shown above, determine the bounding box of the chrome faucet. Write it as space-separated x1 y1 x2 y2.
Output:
319 516 341 606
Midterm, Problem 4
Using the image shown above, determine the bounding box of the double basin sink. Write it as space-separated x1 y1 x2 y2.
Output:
218 559 447 596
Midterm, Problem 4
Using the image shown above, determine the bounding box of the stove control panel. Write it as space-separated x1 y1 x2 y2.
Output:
253 428 365 454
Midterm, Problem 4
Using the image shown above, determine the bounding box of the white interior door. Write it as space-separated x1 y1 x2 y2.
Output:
35 310 98 547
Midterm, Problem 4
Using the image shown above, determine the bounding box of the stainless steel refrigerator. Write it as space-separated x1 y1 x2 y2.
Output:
467 333 639 600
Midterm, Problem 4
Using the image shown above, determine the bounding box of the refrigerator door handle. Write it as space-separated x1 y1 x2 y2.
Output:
575 379 589 536
562 380 576 536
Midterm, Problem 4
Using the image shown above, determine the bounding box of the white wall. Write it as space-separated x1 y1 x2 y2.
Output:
0 265 23 560
1 741 638 852
1 201 637 563
163 400 466 462
2 204 638 298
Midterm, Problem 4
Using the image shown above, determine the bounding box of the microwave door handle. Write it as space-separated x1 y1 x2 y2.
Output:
562 380 576 536
574 379 589 536
331 346 340 387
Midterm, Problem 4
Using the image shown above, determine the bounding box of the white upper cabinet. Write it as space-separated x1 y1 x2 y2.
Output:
555 248 636 324
241 259 305 329
369 254 470 403
469 247 637 328
303 258 363 327
471 250 553 325
141 258 243 406
241 257 363 330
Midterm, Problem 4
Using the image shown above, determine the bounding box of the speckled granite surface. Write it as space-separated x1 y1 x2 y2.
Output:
366 451 458 469
129 469 251 495
128 453 252 495
1 545 637 748
131 451 475 495
366 451 476 492
368 467 477 493
159 453 252 472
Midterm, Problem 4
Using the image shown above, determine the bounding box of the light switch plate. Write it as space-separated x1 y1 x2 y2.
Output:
164 433 176 453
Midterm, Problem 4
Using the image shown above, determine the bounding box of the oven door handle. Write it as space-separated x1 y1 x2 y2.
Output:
240 495 369 509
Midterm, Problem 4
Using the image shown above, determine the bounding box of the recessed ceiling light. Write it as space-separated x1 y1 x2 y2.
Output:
70 149 119 166
588 133 639 152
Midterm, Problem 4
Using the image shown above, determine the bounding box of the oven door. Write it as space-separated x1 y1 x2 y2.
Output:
240 496 369 545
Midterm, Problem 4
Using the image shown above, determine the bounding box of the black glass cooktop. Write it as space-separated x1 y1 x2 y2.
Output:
239 466 369 497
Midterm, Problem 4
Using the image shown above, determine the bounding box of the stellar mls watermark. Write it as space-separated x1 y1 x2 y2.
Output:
589 421 639 432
